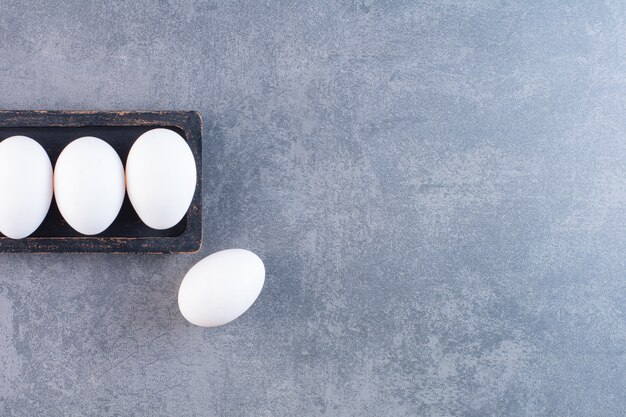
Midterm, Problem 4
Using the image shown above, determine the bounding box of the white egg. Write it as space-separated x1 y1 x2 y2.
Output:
178 249 265 327
0 136 53 239
126 128 196 230
54 137 125 235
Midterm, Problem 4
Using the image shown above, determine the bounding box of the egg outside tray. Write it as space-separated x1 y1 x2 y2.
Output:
0 110 202 253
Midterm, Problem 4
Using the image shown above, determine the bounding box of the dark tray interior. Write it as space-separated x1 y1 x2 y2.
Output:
0 111 202 253
0 126 186 238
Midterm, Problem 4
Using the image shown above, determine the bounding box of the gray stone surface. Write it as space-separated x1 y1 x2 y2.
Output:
1 0 626 415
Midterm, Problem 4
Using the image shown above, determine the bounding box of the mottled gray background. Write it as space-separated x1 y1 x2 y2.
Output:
1 0 626 416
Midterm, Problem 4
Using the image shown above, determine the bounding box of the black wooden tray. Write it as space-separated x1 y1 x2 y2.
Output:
0 110 202 253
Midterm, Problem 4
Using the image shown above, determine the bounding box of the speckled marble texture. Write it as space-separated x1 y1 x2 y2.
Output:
1 0 626 415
